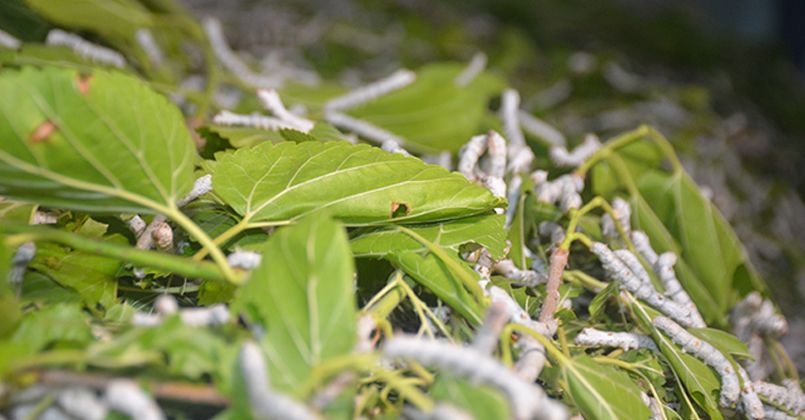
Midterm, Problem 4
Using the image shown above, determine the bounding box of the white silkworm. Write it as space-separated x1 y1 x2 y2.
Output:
454 52 487 86
33 211 58 224
324 69 415 111
754 381 804 415
574 327 658 352
203 18 280 88
567 51 597 74
131 311 162 327
135 29 164 66
324 110 407 146
507 144 535 174
57 388 108 420
517 110 566 147
126 215 147 238
737 366 765 419
458 134 487 180
613 249 651 286
529 79 572 110
655 252 706 328
631 230 658 265
239 342 318 420
9 242 36 286
227 250 263 270
177 175 213 207
640 392 663 420
154 295 178 316
505 174 522 228
732 292 788 341
213 110 297 131
603 62 643 93
381 139 411 156
534 174 584 213
383 335 567 420
652 316 740 407
151 221 173 251
179 305 229 327
429 403 474 420
355 315 377 353
472 299 510 355
46 29 125 68
256 89 315 132
493 259 546 287
500 89 525 147
538 221 566 246
422 151 452 170
601 197 631 239
105 380 164 420
0 28 21 50
752 299 788 337
591 243 695 327
549 133 601 168
763 405 798 420
484 131 507 179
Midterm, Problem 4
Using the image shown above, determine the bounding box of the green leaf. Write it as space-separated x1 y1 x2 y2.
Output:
350 214 506 259
430 375 511 419
588 281 619 321
0 67 196 214
561 355 652 420
212 141 503 226
232 214 357 393
25 0 154 41
11 303 92 354
689 328 752 360
389 250 484 324
347 63 505 154
0 201 36 223
0 234 22 337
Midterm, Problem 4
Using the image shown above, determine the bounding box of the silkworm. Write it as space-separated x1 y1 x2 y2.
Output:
484 131 507 179
324 69 415 111
32 211 59 224
0 28 21 50
652 316 740 407
126 215 147 238
529 79 572 110
591 243 695 327
9 242 36 287
213 110 297 131
567 51 597 75
381 139 411 156
631 230 658 265
177 175 213 207
105 380 164 420
203 18 280 88
429 403 474 420
574 327 658 352
732 292 788 341
504 174 522 228
754 381 804 416
654 252 706 328
179 305 229 327
517 110 566 147
58 388 108 420
383 335 567 420
472 299 510 355
534 174 584 213
256 89 315 132
601 197 631 239
324 110 407 146
421 151 452 170
227 250 263 270
549 133 601 168
538 221 566 246
500 89 525 148
239 342 318 420
640 391 663 420
603 62 643 93
46 29 125 68
458 134 487 180
454 52 487 86
154 295 178 316
135 29 164 66
493 259 546 287
763 405 799 420
737 366 765 419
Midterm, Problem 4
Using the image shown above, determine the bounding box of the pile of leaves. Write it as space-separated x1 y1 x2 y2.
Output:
0 1 802 419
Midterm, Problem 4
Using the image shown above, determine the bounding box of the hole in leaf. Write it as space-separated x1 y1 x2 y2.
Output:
76 73 93 95
391 201 410 218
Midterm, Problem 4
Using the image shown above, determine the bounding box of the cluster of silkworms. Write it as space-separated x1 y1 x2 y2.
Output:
458 131 508 202
383 335 567 420
731 291 789 381
532 171 584 212
600 197 631 240
753 380 805 418
591 242 701 327
131 295 229 328
0 28 21 50
45 29 126 68
574 327 658 352
9 380 163 420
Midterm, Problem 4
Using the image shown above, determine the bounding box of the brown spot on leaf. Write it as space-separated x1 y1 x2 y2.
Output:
391 201 410 218
30 120 57 144
76 74 93 95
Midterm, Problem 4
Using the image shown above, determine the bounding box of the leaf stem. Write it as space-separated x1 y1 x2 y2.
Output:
166 206 239 284
1 224 227 283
